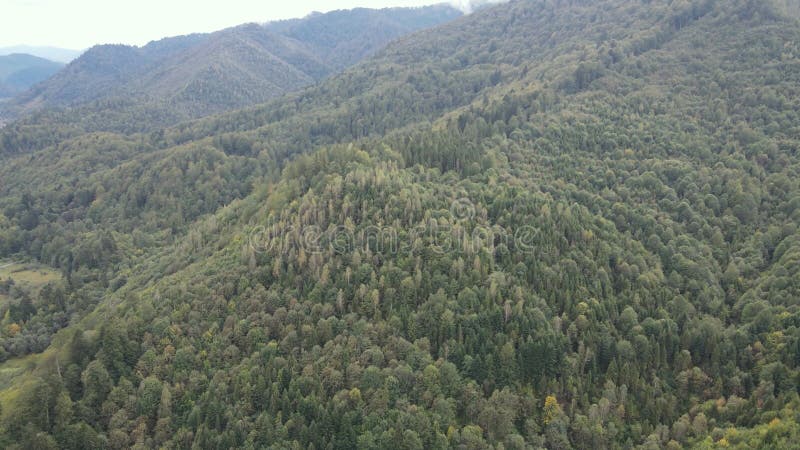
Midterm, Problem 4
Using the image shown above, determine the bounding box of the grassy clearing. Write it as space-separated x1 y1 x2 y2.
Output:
0 261 63 419
0 261 60 308
0 260 61 291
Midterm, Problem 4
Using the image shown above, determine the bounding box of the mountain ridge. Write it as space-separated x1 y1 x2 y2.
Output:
2 5 463 124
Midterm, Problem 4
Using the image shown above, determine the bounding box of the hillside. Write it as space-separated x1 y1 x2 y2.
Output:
0 54 63 99
1 5 462 127
1 0 800 448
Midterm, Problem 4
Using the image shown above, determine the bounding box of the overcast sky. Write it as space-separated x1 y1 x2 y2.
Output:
2 0 477 49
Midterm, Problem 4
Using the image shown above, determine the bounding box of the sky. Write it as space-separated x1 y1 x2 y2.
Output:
0 0 477 50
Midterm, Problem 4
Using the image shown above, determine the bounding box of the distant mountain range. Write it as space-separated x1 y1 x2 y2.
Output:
0 54 63 99
1 5 462 124
0 46 83 63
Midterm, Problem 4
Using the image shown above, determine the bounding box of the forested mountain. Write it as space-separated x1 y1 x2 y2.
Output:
0 54 63 99
0 5 462 127
1 0 800 448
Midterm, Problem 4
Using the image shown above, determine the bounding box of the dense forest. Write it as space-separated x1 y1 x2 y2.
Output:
1 0 800 448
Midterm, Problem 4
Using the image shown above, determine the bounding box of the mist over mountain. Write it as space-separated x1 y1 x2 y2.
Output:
1 0 800 448
449 0 509 13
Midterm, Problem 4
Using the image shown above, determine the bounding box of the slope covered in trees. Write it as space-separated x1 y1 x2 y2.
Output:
0 5 462 129
1 0 800 448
